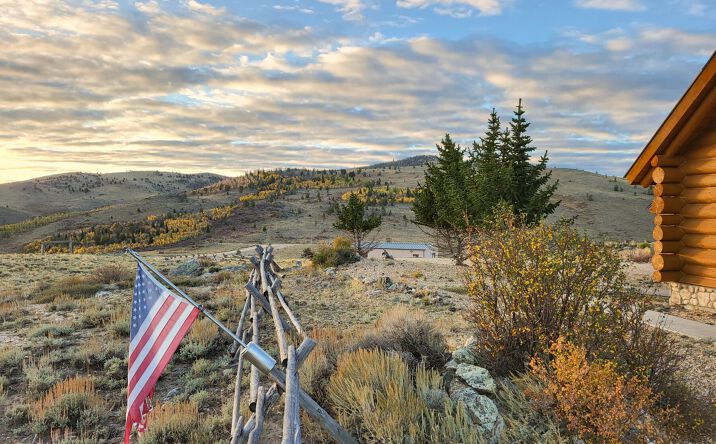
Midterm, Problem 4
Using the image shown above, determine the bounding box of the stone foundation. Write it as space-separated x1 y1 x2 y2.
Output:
669 282 716 311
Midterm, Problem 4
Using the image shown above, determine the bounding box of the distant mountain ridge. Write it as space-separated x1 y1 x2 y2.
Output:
368 155 437 169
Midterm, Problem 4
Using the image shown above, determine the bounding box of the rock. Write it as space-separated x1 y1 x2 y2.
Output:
451 346 479 366
94 290 113 298
325 267 336 277
455 363 496 396
369 290 383 297
363 277 377 285
387 283 400 291
170 259 203 276
450 388 504 443
377 276 393 289
163 387 180 401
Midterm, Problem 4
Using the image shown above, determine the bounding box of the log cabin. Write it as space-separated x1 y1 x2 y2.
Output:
626 51 716 310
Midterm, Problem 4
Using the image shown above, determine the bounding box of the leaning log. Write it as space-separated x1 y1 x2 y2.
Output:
282 346 301 444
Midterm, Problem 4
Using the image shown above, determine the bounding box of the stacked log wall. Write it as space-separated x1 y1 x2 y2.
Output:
651 127 716 288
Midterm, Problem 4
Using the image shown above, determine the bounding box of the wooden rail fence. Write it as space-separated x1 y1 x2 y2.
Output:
228 245 354 444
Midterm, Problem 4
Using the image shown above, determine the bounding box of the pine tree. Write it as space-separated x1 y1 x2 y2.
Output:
334 193 382 256
412 134 474 263
470 109 511 218
503 99 559 224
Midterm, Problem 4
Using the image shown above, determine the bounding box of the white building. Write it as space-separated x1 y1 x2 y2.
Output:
365 242 437 259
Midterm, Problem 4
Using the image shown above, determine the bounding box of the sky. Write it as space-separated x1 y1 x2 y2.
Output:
0 0 714 183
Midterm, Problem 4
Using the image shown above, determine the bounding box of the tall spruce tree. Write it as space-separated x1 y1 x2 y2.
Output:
470 109 511 215
412 134 474 263
502 99 559 224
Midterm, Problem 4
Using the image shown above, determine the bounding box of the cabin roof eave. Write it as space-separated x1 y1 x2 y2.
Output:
625 51 716 186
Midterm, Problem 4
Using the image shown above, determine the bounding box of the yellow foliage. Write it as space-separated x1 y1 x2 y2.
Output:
529 338 659 444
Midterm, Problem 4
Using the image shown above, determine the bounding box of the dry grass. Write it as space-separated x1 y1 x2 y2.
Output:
138 401 212 444
31 375 108 437
356 307 449 370
326 348 482 443
94 264 134 285
33 275 104 303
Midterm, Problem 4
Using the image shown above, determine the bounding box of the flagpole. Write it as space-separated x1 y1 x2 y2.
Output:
124 248 358 444
125 248 277 373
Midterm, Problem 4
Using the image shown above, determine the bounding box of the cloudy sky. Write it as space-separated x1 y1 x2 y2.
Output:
1 0 714 183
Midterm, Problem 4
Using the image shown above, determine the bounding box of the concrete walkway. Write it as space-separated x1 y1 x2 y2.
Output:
644 310 716 341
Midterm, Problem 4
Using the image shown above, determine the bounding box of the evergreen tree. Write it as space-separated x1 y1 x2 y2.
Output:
470 109 511 217
334 193 382 256
412 134 474 263
502 99 559 224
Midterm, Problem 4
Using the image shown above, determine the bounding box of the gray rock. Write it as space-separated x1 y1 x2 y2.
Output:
369 290 383 297
170 259 203 276
363 277 377 285
325 267 336 276
94 290 113 298
455 363 496 396
451 346 478 366
450 388 504 443
163 387 180 401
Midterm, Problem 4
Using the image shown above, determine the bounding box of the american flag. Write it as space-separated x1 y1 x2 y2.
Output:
124 264 199 443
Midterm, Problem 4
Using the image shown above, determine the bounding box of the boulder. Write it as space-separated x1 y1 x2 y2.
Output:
325 267 337 277
455 363 496 396
446 345 479 370
450 388 504 443
170 259 203 276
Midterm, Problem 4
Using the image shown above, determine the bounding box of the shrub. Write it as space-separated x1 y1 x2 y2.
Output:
311 236 358 268
466 218 668 377
0 374 8 398
326 349 482 443
301 247 314 259
95 264 134 285
179 318 219 360
138 401 213 443
300 328 358 404
72 336 125 368
108 308 131 337
28 321 74 338
355 307 449 371
496 376 565 444
49 293 77 311
33 276 103 303
625 247 652 263
31 376 108 438
528 338 658 444
24 354 59 396
0 345 24 374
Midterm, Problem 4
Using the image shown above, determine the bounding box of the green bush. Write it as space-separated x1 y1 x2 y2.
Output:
31 376 109 438
466 217 676 378
33 276 103 303
0 345 24 374
24 354 59 396
311 236 358 268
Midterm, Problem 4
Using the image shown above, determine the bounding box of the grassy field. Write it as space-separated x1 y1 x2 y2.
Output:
0 162 654 255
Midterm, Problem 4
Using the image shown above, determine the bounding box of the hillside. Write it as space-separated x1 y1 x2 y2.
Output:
0 161 653 254
0 171 223 225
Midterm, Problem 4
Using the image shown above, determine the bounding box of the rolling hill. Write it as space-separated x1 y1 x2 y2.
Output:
0 160 653 253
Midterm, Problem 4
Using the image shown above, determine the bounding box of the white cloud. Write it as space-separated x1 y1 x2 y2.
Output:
574 0 646 11
318 0 366 20
0 0 714 182
397 0 508 16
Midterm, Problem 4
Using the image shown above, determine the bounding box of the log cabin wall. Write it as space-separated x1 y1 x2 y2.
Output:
651 127 716 295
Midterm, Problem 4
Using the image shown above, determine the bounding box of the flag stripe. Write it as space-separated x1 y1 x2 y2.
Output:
127 301 187 389
129 290 170 350
127 298 183 381
128 295 173 363
127 303 196 408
